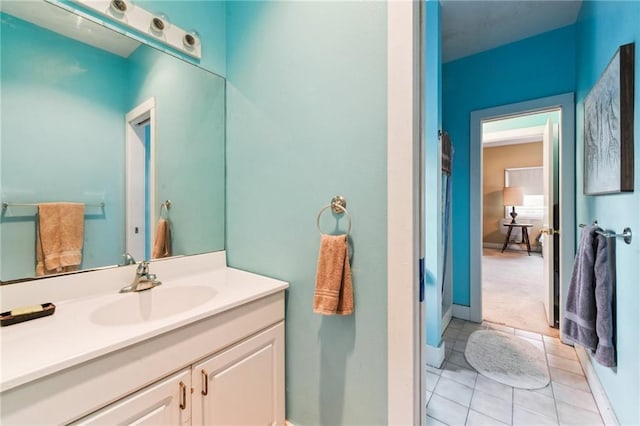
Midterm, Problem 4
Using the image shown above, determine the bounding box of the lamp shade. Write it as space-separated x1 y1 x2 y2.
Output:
503 186 524 206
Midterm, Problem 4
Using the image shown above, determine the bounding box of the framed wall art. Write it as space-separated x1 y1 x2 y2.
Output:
583 42 635 195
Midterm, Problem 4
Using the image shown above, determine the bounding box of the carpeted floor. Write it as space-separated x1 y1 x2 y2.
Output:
482 248 559 337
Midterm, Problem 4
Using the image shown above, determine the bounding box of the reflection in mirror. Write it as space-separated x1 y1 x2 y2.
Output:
0 1 225 283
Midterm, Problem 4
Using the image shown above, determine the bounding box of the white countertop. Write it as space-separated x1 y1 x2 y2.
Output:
0 264 288 392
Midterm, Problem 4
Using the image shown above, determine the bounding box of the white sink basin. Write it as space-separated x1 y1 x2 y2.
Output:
90 285 217 326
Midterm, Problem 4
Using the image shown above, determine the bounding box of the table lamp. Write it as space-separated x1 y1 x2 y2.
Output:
503 186 524 224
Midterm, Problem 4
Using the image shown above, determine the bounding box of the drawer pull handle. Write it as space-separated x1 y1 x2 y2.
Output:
179 381 187 410
201 369 209 396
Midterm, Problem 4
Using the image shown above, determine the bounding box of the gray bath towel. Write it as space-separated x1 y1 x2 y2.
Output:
562 225 615 367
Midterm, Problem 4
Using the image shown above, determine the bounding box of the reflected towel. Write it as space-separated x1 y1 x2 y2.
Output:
36 203 85 276
562 225 616 367
313 234 353 315
152 218 172 259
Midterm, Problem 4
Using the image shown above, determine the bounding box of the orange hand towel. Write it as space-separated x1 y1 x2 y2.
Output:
313 234 353 315
152 218 172 259
36 203 85 276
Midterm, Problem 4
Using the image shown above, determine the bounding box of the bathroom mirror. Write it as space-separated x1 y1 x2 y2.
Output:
0 1 225 283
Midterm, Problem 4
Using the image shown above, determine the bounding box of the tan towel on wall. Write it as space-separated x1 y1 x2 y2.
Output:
36 203 85 276
152 218 172 259
313 234 353 315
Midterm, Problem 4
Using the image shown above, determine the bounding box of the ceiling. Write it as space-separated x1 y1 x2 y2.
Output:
441 0 583 63
482 110 559 147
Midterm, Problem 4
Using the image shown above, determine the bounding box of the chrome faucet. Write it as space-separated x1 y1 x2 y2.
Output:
121 252 136 266
120 260 162 293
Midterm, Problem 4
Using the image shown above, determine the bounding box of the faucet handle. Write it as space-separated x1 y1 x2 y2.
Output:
136 260 149 275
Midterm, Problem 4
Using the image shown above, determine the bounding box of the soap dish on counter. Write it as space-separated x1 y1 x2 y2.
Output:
0 303 56 327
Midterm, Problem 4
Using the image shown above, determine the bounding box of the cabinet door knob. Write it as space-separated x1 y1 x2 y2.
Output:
201 369 209 396
179 381 187 410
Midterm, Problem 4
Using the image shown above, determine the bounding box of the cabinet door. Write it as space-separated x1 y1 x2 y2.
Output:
73 369 191 426
192 322 285 426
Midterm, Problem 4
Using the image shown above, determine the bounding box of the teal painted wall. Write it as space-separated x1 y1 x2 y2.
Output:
0 13 127 280
425 0 443 348
225 2 388 424
442 26 577 305
575 1 640 423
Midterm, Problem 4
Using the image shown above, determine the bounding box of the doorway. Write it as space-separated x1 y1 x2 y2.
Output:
125 97 156 261
468 93 576 336
480 110 559 336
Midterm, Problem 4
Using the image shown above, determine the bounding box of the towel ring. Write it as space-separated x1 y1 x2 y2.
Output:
160 200 171 219
317 196 352 236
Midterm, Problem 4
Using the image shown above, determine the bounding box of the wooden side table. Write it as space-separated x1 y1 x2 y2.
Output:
501 223 533 255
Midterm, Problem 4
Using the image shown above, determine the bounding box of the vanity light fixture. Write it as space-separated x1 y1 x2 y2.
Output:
67 0 202 59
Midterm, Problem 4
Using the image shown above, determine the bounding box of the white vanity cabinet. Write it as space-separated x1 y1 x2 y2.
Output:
192 322 285 426
1 284 287 426
73 369 192 426
74 322 285 426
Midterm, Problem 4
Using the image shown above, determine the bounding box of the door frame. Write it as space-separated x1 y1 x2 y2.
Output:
468 93 575 326
387 0 424 424
125 97 157 260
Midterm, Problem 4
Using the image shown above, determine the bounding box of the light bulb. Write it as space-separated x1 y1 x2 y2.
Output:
150 13 170 35
109 0 129 15
183 31 200 49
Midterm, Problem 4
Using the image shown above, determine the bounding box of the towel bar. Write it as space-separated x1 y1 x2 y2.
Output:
579 223 632 245
2 201 105 210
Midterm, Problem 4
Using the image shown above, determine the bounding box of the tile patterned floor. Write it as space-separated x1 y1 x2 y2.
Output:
426 319 604 426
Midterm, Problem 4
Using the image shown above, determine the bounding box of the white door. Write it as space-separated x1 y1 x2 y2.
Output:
192 322 285 426
125 121 146 260
73 369 191 425
542 118 556 327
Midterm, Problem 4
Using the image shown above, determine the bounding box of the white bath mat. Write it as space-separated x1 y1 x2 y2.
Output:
464 330 550 389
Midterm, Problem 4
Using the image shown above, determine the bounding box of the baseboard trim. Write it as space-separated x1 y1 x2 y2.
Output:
574 346 619 426
425 342 445 368
483 242 505 250
442 305 453 333
452 304 470 320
